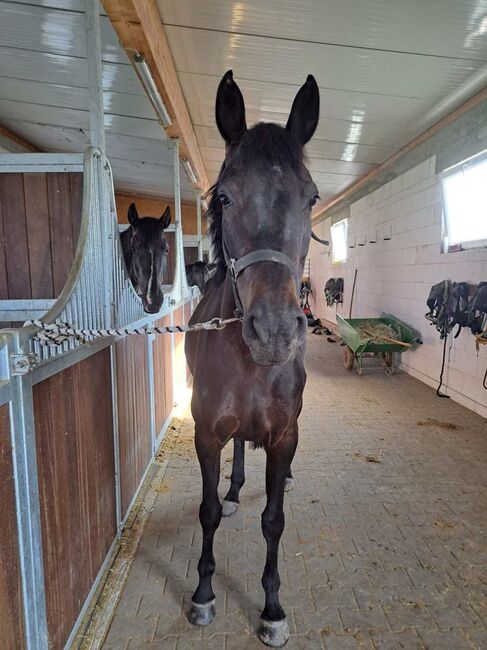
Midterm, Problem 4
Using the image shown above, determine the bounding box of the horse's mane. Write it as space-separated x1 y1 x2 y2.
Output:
205 123 305 285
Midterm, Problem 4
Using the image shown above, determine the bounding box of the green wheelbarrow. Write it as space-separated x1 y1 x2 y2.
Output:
336 313 422 375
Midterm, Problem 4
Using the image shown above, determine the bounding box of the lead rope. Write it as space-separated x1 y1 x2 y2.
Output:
23 316 242 346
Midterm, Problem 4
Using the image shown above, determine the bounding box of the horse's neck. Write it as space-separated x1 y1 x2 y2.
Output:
201 269 236 320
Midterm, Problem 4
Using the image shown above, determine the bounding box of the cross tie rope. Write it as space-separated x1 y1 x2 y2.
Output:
23 317 242 346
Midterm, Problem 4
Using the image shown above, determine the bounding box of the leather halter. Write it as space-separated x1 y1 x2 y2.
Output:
221 236 299 318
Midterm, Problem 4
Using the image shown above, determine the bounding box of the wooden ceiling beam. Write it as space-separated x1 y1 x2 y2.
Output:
102 0 209 192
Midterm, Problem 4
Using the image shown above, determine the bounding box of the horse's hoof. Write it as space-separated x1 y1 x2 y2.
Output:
222 499 239 517
284 477 295 492
188 599 215 626
258 618 290 647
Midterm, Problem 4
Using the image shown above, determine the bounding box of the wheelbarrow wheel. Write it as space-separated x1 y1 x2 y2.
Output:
343 346 354 370
383 352 393 367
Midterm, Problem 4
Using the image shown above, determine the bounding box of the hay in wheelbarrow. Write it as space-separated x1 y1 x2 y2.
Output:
357 320 412 348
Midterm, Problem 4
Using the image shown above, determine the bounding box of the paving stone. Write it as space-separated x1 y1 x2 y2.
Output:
417 627 474 649
102 336 487 648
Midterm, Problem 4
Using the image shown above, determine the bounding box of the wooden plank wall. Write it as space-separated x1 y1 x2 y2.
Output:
183 300 192 381
33 350 115 650
173 305 188 398
115 193 202 235
184 246 198 266
0 173 83 302
0 403 25 649
115 336 152 517
153 314 173 437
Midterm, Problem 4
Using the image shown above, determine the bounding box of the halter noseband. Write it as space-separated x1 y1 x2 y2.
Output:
222 237 299 318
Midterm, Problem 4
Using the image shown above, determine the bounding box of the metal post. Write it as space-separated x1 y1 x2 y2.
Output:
84 0 105 153
170 139 185 299
8 333 49 649
196 192 203 262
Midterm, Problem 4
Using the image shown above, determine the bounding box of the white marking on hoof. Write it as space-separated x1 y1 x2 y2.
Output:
222 499 239 517
188 599 215 626
284 477 295 492
258 618 290 647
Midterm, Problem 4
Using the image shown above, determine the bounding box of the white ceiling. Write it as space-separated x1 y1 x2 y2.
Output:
0 0 196 200
157 0 487 205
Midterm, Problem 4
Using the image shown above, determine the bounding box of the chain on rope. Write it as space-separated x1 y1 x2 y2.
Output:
23 317 242 346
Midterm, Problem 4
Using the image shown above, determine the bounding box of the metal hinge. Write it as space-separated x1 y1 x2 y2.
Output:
10 353 39 375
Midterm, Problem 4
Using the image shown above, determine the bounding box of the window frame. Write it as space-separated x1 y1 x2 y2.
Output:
330 218 348 264
440 149 487 253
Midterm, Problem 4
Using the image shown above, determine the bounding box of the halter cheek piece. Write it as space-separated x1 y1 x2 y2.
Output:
222 237 299 318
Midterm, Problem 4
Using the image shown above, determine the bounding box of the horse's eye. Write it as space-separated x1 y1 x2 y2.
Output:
309 194 320 207
218 193 231 208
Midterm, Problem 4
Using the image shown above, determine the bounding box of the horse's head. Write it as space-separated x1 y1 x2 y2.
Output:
126 203 171 314
211 71 320 366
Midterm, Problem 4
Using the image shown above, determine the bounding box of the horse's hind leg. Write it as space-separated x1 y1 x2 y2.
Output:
222 438 245 516
258 432 298 647
188 432 222 626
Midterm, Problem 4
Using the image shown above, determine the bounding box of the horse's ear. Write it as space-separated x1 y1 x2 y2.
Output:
286 75 320 145
215 70 247 147
128 202 139 226
159 206 171 229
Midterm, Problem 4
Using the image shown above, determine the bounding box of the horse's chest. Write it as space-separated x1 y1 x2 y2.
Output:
191 363 304 446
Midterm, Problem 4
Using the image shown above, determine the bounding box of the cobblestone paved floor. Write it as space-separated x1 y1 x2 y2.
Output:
103 335 487 649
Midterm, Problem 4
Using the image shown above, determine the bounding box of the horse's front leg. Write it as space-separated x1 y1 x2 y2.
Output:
222 438 245 516
188 431 222 626
259 430 298 647
284 469 295 492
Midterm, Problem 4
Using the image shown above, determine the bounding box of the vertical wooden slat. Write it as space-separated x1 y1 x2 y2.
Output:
69 173 83 251
24 173 55 299
47 173 74 297
0 174 31 299
164 314 174 417
0 404 25 649
116 336 151 516
0 200 8 300
34 350 115 649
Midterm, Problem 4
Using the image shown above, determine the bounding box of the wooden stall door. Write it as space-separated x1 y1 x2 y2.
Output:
115 336 152 517
33 349 116 649
0 404 25 649
0 172 83 327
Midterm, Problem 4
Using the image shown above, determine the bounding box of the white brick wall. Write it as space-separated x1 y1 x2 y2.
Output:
309 156 487 419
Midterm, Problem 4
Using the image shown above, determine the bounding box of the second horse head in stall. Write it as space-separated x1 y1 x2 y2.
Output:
121 202 171 314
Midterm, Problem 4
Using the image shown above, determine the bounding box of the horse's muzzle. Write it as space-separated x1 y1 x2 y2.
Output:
242 304 307 366
144 292 164 314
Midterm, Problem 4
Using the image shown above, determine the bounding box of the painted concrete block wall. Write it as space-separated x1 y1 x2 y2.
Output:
308 156 487 419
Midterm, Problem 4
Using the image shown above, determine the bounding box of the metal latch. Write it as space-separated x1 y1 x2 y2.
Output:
10 353 39 375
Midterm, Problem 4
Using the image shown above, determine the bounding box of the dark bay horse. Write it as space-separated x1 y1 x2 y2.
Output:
185 70 320 646
120 202 171 313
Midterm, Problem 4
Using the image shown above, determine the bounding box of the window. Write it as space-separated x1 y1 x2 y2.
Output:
441 151 487 251
331 219 348 263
